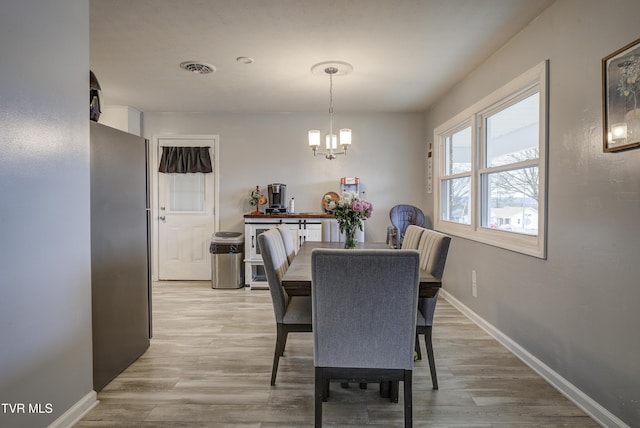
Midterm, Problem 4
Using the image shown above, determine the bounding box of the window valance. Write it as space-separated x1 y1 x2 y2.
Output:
158 146 212 173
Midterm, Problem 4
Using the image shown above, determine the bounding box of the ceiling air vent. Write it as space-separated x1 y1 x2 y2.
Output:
179 61 216 74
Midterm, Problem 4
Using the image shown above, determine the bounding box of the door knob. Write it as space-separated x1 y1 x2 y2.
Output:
160 206 166 211
159 216 166 221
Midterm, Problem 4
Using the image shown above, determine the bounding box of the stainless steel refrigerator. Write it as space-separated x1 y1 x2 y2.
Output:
90 121 151 391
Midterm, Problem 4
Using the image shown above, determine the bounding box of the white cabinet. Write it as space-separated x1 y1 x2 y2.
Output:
244 216 324 289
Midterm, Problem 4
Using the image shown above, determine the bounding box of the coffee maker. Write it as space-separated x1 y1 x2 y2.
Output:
266 183 288 214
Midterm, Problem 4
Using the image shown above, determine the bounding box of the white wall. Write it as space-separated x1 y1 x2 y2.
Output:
143 111 425 243
99 105 142 136
424 1 640 425
0 0 95 427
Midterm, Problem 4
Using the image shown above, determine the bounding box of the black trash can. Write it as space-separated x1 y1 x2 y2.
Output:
210 232 244 289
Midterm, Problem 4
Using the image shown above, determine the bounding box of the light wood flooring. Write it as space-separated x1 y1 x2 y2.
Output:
77 281 598 427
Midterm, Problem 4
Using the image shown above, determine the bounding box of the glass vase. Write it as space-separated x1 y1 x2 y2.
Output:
344 223 358 249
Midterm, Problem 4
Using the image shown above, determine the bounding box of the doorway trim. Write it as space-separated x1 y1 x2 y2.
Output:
150 134 220 281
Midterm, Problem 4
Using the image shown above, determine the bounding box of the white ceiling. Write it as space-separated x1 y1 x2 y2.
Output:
90 0 554 113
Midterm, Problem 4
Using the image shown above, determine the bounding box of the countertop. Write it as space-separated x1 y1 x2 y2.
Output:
244 212 334 219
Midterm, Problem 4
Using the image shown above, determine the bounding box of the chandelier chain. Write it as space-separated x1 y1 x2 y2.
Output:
329 71 334 137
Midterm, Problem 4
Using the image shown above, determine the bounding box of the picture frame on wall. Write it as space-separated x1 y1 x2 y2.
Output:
602 37 640 152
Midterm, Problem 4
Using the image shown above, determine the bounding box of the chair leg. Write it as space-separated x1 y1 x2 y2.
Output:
279 329 289 357
425 327 438 390
414 333 422 360
390 381 399 403
271 324 287 386
315 367 323 427
379 380 390 398
324 379 330 401
404 370 413 428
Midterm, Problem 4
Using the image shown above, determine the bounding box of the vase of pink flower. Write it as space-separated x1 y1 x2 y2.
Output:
324 191 373 249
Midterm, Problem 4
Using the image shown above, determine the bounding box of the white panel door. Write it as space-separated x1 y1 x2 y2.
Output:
157 138 216 280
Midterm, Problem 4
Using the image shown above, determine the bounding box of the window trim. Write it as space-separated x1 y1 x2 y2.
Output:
433 60 548 259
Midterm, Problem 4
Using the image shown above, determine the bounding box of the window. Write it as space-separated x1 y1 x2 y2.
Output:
441 125 472 225
168 173 206 212
433 61 548 258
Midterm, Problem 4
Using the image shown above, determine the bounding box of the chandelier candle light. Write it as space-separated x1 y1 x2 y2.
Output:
309 61 353 160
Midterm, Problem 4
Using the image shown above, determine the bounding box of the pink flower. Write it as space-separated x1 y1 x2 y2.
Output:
365 202 373 218
333 195 374 231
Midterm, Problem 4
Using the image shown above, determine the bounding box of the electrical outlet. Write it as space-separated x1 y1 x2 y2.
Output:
472 270 478 297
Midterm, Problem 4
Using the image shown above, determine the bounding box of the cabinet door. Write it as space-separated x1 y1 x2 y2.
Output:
304 223 323 242
246 224 278 260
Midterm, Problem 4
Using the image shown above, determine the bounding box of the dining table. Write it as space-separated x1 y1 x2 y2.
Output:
281 241 442 298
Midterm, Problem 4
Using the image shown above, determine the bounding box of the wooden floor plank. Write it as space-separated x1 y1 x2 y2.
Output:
76 281 598 427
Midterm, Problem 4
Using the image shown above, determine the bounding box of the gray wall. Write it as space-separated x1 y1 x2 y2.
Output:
0 1 94 427
143 112 426 243
423 1 640 425
2 0 635 425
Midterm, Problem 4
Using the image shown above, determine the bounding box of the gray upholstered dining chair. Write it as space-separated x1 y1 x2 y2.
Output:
258 228 312 386
311 249 420 428
276 225 297 264
414 228 451 390
321 219 365 243
401 225 425 250
321 219 340 242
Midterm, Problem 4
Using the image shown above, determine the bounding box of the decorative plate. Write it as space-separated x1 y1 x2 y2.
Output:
322 192 340 213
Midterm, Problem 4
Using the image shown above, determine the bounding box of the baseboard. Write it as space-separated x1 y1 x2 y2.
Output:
47 390 98 428
440 289 629 428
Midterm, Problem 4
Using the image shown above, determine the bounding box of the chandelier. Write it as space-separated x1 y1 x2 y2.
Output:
308 61 353 160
